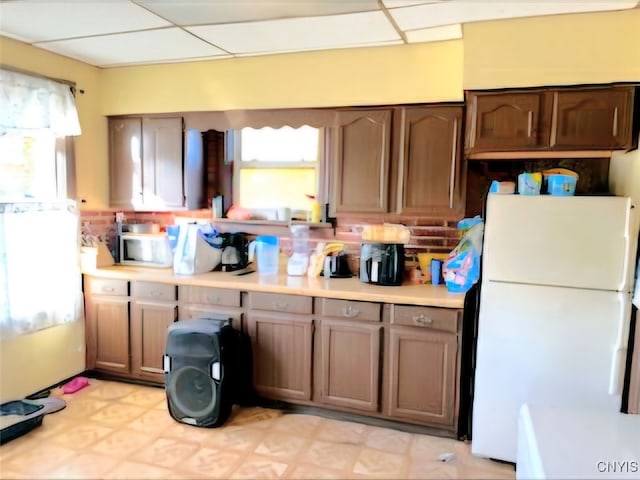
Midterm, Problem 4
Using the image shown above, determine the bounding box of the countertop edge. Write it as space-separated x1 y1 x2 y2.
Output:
83 266 466 309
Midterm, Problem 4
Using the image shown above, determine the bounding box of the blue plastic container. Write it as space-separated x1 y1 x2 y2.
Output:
546 174 577 196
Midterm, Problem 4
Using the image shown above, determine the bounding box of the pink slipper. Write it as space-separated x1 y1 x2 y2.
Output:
62 376 89 394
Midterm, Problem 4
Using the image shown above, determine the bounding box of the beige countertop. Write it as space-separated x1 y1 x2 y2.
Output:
85 266 466 309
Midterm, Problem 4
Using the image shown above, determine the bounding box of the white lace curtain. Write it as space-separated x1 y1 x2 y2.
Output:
0 201 83 339
0 69 83 339
0 68 81 136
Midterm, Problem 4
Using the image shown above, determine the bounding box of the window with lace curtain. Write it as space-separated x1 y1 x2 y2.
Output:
0 68 82 338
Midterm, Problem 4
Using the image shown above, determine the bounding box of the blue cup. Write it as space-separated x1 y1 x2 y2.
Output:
431 259 442 285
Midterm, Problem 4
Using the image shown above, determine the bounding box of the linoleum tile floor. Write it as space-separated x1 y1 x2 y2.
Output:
0 379 514 479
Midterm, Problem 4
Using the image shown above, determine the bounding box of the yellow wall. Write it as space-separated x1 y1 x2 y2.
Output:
0 36 107 208
100 40 463 115
464 9 640 89
1 8 639 210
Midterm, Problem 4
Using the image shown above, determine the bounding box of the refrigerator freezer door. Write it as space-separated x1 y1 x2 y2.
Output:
471 281 628 463
482 195 636 292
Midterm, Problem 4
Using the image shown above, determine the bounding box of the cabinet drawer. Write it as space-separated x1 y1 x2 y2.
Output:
392 305 460 333
179 286 241 307
86 277 128 296
249 292 312 314
319 298 381 322
132 281 177 302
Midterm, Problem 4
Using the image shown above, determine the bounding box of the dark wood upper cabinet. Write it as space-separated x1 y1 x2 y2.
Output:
109 117 142 209
465 85 636 155
109 116 186 210
465 91 550 151
331 105 464 218
332 108 392 214
552 87 634 149
396 106 464 217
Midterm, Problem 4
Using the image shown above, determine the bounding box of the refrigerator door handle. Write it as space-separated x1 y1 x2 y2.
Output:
608 295 631 396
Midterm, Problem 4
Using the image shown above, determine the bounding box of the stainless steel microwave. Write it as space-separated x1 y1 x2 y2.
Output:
118 233 173 268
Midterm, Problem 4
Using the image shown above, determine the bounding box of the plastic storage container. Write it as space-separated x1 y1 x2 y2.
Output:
546 174 578 196
249 235 279 276
518 173 542 195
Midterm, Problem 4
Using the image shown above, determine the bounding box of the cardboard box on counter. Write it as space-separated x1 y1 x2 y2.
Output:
80 243 115 272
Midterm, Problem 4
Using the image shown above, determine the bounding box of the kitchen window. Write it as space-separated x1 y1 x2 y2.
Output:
0 130 74 201
0 68 82 338
233 125 323 217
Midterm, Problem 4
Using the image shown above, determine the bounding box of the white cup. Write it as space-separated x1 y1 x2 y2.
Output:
276 207 291 222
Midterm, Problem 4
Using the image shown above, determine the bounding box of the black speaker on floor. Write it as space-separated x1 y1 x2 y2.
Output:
164 317 254 428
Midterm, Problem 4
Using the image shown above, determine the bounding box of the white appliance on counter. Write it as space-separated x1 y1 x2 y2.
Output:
471 194 639 463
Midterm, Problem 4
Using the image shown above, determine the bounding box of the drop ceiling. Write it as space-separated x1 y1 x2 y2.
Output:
0 0 638 68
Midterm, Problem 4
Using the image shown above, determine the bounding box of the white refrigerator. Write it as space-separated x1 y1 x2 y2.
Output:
471 194 639 463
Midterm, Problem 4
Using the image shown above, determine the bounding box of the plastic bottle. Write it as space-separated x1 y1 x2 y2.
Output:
306 194 321 223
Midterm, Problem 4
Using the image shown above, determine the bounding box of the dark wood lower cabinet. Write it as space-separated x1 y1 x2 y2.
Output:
318 319 382 412
84 277 130 375
86 296 130 374
247 311 313 401
129 282 177 383
84 276 465 434
386 326 457 426
130 300 177 382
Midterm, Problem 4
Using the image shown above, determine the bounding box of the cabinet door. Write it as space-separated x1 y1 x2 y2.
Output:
247 311 313 401
130 300 177 382
142 117 184 209
109 117 142 209
319 319 382 412
552 87 634 149
398 106 464 216
85 296 130 374
387 326 457 426
332 109 392 214
466 92 548 151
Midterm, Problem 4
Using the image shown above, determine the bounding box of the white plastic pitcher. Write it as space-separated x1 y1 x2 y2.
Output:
249 235 279 276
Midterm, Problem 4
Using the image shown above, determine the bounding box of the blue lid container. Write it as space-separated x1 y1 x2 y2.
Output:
546 174 577 196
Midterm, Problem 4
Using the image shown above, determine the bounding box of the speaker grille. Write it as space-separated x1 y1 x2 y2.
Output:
168 366 218 419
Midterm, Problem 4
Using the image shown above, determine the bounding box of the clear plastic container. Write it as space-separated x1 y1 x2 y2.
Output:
249 235 280 276
288 225 309 276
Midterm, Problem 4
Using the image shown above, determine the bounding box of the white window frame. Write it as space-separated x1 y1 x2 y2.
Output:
231 126 327 218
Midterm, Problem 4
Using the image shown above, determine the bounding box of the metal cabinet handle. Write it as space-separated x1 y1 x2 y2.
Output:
274 301 289 311
413 314 433 326
612 107 618 137
343 305 359 318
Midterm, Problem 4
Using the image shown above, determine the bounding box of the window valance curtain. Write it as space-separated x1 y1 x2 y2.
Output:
183 108 338 132
0 68 81 137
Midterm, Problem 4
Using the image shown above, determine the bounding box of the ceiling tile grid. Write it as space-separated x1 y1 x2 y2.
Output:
0 0 637 68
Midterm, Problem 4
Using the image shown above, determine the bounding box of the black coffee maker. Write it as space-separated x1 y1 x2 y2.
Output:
216 232 250 272
359 242 405 286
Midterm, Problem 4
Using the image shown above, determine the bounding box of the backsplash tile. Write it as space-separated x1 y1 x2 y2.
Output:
80 209 463 265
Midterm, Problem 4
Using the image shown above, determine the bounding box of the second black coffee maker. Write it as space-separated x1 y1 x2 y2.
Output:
216 232 250 272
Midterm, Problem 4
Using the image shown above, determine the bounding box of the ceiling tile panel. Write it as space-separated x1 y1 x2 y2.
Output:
136 0 380 26
186 11 402 54
405 23 462 43
0 0 636 68
35 28 230 67
389 0 639 31
0 1 170 42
